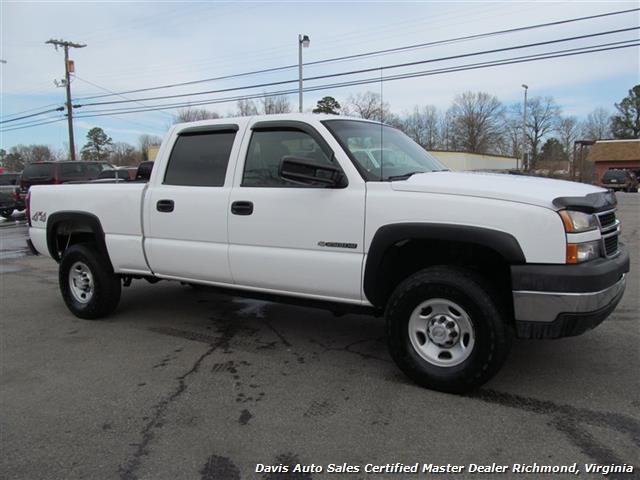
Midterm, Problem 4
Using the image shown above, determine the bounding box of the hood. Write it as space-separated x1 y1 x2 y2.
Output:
391 171 607 210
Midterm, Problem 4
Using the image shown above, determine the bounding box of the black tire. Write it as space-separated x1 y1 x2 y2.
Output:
59 244 121 319
386 266 512 393
0 209 13 219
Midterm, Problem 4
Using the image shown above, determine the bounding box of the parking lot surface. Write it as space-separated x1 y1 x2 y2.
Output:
1 194 638 479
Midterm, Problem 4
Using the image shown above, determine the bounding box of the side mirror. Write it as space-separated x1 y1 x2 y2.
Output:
279 156 347 188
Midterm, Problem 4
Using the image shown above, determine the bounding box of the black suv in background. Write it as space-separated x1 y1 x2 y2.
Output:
601 169 639 192
20 161 114 191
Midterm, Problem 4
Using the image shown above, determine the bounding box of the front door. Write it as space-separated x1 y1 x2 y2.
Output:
228 121 365 302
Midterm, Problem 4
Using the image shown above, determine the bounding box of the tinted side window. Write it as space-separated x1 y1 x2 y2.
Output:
22 164 54 180
164 131 236 187
243 129 333 187
60 163 89 181
0 174 19 185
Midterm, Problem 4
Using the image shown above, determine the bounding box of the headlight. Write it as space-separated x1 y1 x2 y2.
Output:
566 240 600 264
558 210 598 232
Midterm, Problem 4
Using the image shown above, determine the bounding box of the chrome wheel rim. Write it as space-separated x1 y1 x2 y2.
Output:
408 298 475 367
69 261 94 304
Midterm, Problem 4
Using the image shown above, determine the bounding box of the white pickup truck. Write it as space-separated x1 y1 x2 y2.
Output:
27 114 629 393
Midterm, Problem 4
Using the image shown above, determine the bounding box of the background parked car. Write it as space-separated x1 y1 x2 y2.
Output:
601 168 639 192
0 173 25 219
20 161 114 191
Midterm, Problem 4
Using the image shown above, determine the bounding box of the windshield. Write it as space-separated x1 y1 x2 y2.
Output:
323 119 446 181
603 170 627 182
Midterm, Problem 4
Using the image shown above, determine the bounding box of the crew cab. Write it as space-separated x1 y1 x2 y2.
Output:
27 114 629 393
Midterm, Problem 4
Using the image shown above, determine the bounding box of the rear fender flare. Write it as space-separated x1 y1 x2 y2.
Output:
46 211 111 268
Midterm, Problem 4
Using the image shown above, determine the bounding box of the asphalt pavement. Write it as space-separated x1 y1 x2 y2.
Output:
1 195 638 480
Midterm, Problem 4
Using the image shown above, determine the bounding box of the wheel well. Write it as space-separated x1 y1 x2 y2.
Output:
51 222 95 259
369 239 514 319
46 212 112 269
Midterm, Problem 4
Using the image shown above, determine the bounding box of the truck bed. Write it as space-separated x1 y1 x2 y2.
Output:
28 183 150 274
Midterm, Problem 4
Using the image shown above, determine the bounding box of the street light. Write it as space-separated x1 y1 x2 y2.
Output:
521 84 529 170
298 34 310 113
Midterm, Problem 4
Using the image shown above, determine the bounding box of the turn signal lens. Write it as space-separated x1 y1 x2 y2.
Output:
566 241 600 264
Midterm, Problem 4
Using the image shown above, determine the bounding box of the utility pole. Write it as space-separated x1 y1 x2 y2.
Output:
520 84 528 170
46 39 86 160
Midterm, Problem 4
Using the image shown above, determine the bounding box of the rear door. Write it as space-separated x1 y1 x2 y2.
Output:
227 120 366 302
144 124 241 283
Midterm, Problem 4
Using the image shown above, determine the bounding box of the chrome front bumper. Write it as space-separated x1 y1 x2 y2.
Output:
513 274 626 324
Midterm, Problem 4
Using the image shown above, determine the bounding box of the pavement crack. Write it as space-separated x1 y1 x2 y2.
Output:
263 319 292 347
118 322 239 480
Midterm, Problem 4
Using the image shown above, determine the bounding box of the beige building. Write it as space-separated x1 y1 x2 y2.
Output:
428 151 518 171
147 145 161 162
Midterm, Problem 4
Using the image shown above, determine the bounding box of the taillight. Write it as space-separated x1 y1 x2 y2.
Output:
26 190 31 227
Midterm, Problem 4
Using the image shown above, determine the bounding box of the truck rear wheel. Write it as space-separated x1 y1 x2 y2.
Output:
59 244 121 319
385 266 511 393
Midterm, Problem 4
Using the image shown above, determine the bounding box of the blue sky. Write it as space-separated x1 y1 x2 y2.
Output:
1 1 639 154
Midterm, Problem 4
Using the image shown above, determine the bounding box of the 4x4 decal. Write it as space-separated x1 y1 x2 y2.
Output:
32 211 47 223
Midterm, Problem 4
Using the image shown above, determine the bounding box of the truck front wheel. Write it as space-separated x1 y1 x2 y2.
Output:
59 244 121 319
386 266 511 393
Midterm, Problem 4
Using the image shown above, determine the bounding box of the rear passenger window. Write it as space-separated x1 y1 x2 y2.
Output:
164 131 236 186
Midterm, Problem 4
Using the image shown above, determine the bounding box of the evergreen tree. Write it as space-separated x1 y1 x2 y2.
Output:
611 85 640 139
313 96 341 115
81 127 113 161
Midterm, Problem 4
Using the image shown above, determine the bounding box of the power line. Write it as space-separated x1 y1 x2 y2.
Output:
0 117 66 133
4 38 637 134
67 40 639 120
4 41 638 133
74 26 640 109
72 75 174 119
0 107 64 124
1 103 64 120
73 7 640 102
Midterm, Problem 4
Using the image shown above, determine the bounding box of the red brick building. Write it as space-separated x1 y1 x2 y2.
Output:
588 139 640 183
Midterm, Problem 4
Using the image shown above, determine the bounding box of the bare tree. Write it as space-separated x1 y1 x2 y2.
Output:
523 96 560 168
556 116 580 161
581 107 612 140
138 134 163 162
450 91 504 154
236 98 259 116
343 91 390 121
173 107 220 123
260 94 291 114
502 104 523 159
110 142 140 166
3 144 62 171
400 106 441 149
438 109 458 151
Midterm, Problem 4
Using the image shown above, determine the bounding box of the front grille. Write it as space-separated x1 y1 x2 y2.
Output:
596 209 620 258
597 211 616 229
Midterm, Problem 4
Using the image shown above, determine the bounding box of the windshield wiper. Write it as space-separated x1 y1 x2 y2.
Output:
387 171 426 181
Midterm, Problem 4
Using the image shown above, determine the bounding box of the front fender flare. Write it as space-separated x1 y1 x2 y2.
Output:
363 223 526 307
